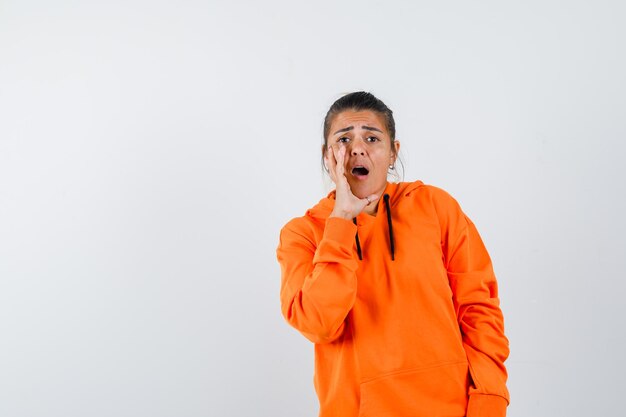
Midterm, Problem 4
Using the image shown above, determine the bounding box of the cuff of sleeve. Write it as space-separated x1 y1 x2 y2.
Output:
323 217 357 246
466 394 508 417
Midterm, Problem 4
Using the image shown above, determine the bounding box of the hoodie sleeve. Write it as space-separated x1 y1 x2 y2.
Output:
277 217 359 344
433 189 510 417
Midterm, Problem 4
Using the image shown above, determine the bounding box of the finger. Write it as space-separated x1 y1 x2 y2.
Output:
335 145 346 178
330 146 342 179
354 195 378 213
365 194 379 205
325 147 338 183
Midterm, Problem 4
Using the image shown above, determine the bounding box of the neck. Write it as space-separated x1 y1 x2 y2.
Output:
364 182 389 216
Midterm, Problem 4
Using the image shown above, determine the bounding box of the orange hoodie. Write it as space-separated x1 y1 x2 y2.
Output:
277 181 510 417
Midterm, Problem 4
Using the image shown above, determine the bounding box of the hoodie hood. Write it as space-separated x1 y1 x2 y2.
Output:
305 181 425 221
305 181 426 261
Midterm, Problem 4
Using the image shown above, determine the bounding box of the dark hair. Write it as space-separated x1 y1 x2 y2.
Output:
323 91 396 143
322 91 403 178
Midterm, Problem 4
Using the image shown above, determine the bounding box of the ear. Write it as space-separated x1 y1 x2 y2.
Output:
392 140 400 163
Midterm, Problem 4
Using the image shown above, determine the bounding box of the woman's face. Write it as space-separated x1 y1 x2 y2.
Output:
326 110 400 199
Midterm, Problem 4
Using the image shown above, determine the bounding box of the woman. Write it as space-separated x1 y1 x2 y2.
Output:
277 92 510 417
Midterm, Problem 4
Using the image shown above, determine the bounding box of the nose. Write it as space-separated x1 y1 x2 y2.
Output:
350 137 366 156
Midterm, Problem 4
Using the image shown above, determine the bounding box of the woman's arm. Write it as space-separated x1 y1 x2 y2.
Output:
277 217 359 344
433 188 510 417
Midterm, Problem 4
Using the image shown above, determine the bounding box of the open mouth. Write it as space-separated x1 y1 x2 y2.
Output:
351 166 369 176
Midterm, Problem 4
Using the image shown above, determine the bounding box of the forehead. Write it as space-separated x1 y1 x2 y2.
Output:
330 110 387 133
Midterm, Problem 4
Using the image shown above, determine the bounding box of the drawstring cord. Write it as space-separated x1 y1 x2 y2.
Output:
384 194 395 261
353 193 395 261
353 218 363 261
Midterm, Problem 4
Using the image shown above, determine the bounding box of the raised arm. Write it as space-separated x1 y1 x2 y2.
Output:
277 217 359 344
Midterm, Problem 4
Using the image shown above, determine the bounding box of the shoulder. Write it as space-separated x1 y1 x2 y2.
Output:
403 181 463 212
280 215 314 239
279 194 333 240
428 185 462 211
278 209 325 251
410 182 471 232
276 217 316 257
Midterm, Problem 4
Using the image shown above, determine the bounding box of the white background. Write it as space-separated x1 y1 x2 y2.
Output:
1 1 624 416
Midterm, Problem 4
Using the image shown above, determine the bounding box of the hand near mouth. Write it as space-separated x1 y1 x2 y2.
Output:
325 145 379 220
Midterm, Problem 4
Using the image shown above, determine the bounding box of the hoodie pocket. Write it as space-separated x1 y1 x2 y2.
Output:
358 361 469 417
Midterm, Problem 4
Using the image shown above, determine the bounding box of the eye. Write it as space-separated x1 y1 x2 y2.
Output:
338 136 350 143
366 136 379 143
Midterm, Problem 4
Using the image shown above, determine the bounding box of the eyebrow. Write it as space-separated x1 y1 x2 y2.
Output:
333 125 383 135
